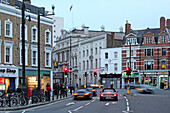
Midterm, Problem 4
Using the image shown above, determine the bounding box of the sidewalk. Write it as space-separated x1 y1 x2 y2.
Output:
0 92 72 111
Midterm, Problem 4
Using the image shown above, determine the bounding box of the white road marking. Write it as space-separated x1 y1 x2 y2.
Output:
127 106 130 111
68 110 72 113
112 102 117 104
92 99 95 102
66 102 75 106
73 106 83 111
105 103 109 106
126 99 128 102
127 102 129 106
22 110 26 113
85 102 91 106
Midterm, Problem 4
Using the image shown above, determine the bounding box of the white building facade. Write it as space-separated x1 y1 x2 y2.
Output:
100 48 122 88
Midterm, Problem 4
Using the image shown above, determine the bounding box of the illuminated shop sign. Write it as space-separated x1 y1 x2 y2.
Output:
0 77 4 84
0 69 16 74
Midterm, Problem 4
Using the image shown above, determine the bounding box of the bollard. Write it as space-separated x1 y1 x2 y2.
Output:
127 85 130 95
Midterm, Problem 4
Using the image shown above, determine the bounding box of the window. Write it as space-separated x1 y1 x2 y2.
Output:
95 48 97 54
162 48 166 56
114 52 118 58
32 26 37 42
45 47 52 67
0 40 2 63
91 60 93 69
144 61 154 70
145 49 154 56
161 36 166 43
105 64 108 71
114 63 118 71
20 24 28 41
31 45 38 66
87 50 88 56
83 61 85 70
83 50 85 57
146 37 152 44
91 49 93 55
87 60 89 70
32 51 37 65
95 59 98 68
5 19 12 37
45 29 51 45
161 61 166 69
46 53 49 66
105 52 108 59
4 40 13 64
0 20 1 36
99 47 102 54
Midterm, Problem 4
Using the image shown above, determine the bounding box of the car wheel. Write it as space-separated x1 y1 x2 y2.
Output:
115 98 118 101
100 98 103 101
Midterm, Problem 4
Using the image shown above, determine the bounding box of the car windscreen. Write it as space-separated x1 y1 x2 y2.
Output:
103 89 116 92
76 89 87 93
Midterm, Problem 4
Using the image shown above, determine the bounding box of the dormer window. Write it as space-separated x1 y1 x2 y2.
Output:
161 36 166 43
146 37 152 44
127 38 136 45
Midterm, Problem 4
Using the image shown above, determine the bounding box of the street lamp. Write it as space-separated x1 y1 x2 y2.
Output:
37 5 55 90
128 39 132 83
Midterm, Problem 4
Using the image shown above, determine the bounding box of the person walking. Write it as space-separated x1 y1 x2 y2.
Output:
46 83 51 101
54 83 60 99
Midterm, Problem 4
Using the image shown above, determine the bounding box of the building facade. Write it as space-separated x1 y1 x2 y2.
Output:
0 0 53 92
122 18 170 89
100 48 122 88
53 25 124 87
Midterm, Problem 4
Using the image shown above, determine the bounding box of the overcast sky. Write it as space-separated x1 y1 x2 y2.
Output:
31 0 170 32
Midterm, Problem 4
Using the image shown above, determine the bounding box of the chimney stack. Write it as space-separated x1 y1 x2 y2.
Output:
125 20 131 35
82 25 89 35
160 17 165 32
24 0 31 4
166 19 170 29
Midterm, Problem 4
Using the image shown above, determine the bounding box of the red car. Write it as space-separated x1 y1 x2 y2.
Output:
100 88 118 101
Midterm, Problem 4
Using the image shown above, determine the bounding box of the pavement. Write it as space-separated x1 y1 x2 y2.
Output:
0 92 73 111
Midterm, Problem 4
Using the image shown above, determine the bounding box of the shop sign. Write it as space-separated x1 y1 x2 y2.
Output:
0 68 16 74
0 77 4 84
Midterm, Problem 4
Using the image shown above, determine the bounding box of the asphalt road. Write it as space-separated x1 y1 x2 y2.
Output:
1 89 170 113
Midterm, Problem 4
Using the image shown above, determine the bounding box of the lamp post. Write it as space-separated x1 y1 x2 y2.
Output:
37 5 55 90
69 35 72 87
128 39 132 83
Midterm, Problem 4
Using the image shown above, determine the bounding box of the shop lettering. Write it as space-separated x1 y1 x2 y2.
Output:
0 69 16 74
0 69 5 73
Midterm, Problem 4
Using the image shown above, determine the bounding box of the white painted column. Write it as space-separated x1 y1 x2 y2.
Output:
50 70 53 96
15 77 19 89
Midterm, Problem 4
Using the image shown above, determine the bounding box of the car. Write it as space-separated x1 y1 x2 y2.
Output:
87 87 97 96
72 88 92 100
124 83 136 89
135 84 154 94
100 88 118 101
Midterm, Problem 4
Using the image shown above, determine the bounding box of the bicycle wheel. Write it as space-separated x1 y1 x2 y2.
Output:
19 98 26 106
32 96 39 104
10 98 18 106
0 98 7 107
40 96 47 102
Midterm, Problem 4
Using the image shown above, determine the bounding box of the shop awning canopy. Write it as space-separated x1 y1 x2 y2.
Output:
19 70 50 77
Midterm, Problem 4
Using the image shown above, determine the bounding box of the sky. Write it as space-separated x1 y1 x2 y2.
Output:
31 0 170 32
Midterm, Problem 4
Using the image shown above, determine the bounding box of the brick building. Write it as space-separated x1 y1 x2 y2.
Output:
122 17 170 88
0 0 53 92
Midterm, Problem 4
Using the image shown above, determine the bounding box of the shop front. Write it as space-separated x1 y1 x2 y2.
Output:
0 67 18 93
19 69 51 91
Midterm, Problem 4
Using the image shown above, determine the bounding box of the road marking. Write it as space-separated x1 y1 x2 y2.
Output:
127 106 129 111
105 103 109 106
66 102 75 106
127 102 129 106
73 106 83 111
68 110 72 113
126 99 128 102
92 99 95 102
112 102 117 104
22 110 26 113
85 102 90 106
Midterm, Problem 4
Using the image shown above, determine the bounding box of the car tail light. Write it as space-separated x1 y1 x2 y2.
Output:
100 93 104 97
72 93 78 96
84 93 90 95
113 93 117 96
92 90 95 92
106 91 111 94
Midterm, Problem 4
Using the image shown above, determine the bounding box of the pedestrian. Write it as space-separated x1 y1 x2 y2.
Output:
54 82 60 99
46 83 51 101
16 86 21 93
60 84 64 98
69 85 73 95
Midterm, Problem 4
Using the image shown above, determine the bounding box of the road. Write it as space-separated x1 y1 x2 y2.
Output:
1 89 170 113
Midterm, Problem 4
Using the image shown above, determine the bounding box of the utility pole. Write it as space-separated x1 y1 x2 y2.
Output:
69 36 72 87
129 39 131 83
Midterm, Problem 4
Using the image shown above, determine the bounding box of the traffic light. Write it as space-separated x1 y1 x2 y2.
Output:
64 67 68 78
94 69 97 77
126 67 131 75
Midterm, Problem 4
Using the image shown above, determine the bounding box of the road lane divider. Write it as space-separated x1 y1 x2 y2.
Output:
105 103 109 106
85 102 91 106
66 102 75 106
122 96 133 113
